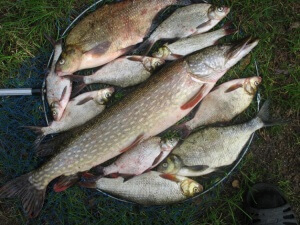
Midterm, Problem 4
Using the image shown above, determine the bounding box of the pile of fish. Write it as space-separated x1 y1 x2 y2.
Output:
0 0 281 218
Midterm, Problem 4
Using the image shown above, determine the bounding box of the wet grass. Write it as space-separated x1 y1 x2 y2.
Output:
0 0 299 224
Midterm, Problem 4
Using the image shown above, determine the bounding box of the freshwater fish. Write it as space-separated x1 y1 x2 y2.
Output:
68 56 165 93
99 137 179 179
0 38 258 217
177 76 262 136
92 171 203 205
56 0 191 76
141 4 230 54
46 41 72 121
157 101 281 177
152 23 236 60
29 88 114 145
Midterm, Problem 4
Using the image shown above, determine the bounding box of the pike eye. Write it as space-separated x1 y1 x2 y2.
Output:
217 7 224 12
59 59 65 65
162 163 168 168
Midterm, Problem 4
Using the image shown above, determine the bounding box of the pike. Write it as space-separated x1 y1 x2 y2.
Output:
56 0 192 76
68 56 165 94
0 38 258 217
152 23 236 60
141 4 230 54
157 101 284 177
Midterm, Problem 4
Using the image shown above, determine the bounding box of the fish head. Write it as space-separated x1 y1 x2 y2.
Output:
143 57 165 72
160 137 179 152
244 76 262 95
56 46 82 76
185 37 259 82
180 178 203 197
208 6 230 21
152 46 171 59
96 87 115 104
50 101 64 121
157 155 182 174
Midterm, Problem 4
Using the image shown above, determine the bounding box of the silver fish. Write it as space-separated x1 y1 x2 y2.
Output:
142 4 230 53
28 88 114 144
152 24 236 60
101 137 179 178
178 76 262 136
68 56 165 93
0 38 258 217
157 101 281 176
94 171 203 205
46 42 72 121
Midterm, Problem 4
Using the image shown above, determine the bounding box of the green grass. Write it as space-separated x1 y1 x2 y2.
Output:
0 0 299 224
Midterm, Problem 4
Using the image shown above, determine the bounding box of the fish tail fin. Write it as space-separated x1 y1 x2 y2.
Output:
222 21 238 36
257 100 288 127
0 173 46 218
173 123 192 139
23 126 46 150
67 75 87 97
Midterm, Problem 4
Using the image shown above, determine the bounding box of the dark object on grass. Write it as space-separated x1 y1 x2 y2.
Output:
245 183 299 225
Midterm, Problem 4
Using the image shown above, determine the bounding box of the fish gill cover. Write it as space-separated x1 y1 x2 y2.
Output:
0 0 254 224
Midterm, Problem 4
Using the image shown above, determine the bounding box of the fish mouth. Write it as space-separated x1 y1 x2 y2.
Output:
226 37 259 60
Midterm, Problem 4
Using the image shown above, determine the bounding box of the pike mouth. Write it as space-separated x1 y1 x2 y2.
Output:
226 37 259 60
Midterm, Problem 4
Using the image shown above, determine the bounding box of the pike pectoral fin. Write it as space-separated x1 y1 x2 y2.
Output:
85 41 111 56
181 84 208 110
120 134 144 153
159 174 180 183
225 83 243 93
53 174 80 192
76 97 94 106
183 165 209 172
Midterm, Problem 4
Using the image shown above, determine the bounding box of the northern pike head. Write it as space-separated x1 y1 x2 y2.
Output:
160 137 179 152
185 37 259 82
95 87 115 105
56 46 82 76
244 76 262 95
143 57 165 72
180 178 203 197
50 101 64 121
157 154 183 174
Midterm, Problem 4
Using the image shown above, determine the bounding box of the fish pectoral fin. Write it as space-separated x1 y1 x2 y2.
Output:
120 174 135 183
120 134 144 153
59 86 68 102
151 151 165 168
194 20 212 34
76 96 94 106
169 53 183 60
53 174 80 192
183 165 209 172
84 41 111 56
225 83 243 93
159 173 180 183
127 55 144 62
181 84 208 110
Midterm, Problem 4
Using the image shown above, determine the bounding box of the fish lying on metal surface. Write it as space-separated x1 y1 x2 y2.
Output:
157 100 282 177
46 41 72 121
28 87 114 145
89 171 203 205
0 38 258 217
141 4 230 54
68 56 165 94
152 23 236 60
55 0 191 76
96 137 179 179
176 76 262 137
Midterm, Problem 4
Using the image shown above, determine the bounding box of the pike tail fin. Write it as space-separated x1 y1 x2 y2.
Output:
0 173 46 218
257 100 288 127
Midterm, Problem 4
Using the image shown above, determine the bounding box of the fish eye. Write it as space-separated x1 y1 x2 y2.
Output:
254 81 259 86
217 7 224 12
193 187 199 193
52 110 57 116
162 163 168 168
105 93 111 98
59 59 65 65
